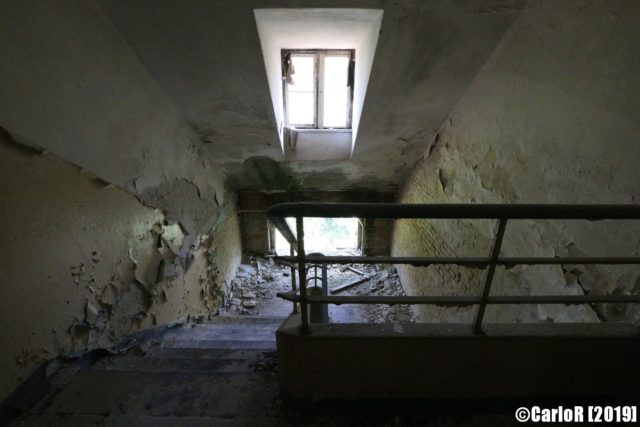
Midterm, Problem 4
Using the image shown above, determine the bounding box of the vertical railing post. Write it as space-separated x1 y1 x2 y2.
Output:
296 216 309 331
473 218 508 334
289 243 297 314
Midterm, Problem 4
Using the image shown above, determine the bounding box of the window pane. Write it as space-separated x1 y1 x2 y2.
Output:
287 56 314 92
288 92 314 125
323 56 350 128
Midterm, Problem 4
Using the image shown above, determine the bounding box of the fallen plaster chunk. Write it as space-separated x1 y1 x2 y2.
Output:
236 264 256 278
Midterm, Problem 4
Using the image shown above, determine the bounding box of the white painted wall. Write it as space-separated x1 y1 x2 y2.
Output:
284 130 352 161
254 8 382 155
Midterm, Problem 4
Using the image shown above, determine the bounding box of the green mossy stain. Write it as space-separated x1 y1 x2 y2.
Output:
223 156 299 191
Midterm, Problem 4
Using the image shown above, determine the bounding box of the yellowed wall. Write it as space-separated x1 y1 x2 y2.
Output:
0 136 241 401
392 1 640 324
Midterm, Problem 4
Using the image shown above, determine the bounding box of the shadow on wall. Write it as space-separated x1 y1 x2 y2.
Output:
391 1 640 325
0 130 242 403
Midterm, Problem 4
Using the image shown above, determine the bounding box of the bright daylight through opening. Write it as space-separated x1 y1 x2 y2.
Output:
284 50 353 129
274 217 359 255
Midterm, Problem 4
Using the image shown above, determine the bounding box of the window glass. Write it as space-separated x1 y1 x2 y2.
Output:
288 92 315 125
287 55 315 125
283 50 353 129
322 56 350 128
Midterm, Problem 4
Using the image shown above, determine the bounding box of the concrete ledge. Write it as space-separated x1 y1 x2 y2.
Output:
276 315 640 401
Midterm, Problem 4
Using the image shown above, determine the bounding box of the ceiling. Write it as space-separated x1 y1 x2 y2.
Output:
96 0 524 192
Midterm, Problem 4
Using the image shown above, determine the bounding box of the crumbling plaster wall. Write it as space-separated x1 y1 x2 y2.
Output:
0 0 223 236
391 1 640 324
0 135 241 402
94 0 524 192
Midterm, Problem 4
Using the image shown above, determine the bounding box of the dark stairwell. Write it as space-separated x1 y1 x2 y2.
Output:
2 1 640 426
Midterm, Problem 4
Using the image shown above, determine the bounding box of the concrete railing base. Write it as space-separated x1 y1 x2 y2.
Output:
277 315 640 401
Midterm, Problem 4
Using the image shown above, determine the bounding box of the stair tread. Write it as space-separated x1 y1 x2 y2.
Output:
45 370 279 418
144 347 274 360
92 357 256 373
202 316 287 324
161 339 276 349
163 330 276 341
101 415 290 427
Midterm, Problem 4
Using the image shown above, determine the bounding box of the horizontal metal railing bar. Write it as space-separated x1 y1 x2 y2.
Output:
488 295 640 304
277 291 640 305
497 257 640 265
278 291 482 306
273 255 640 266
267 202 640 220
274 255 489 267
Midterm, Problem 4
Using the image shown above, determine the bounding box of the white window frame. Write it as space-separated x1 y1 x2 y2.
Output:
282 49 354 130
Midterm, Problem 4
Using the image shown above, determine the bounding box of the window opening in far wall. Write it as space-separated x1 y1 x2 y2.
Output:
274 217 359 255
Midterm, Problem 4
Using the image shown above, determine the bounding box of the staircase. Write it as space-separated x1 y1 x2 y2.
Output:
9 315 537 426
11 316 285 427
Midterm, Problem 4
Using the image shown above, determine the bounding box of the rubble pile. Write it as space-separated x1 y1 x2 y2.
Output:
222 255 292 316
223 253 413 323
336 265 413 323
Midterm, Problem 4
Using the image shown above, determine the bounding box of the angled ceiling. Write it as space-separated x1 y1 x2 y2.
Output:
96 0 524 192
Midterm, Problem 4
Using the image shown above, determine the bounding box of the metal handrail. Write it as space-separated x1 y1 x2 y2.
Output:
266 202 640 333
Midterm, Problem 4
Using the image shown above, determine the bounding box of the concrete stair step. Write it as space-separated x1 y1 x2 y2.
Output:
91 357 255 373
101 415 290 426
10 414 105 427
12 414 291 427
161 339 276 350
45 370 279 418
144 347 274 360
10 316 286 426
163 329 276 342
202 316 287 325
178 322 281 331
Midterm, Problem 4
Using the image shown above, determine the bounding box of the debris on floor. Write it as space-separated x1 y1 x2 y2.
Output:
333 263 413 324
222 253 413 323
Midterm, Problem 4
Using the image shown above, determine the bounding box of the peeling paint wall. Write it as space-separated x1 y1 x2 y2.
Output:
0 0 224 236
0 135 241 402
392 1 640 324
94 0 523 192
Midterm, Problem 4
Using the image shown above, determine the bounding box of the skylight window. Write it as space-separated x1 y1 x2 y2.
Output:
283 50 354 129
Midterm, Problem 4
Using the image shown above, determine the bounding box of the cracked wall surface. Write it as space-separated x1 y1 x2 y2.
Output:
94 0 524 192
0 135 241 402
0 0 224 236
391 0 640 324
